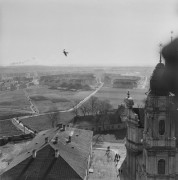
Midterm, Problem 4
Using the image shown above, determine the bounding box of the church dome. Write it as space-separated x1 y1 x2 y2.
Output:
149 62 169 96
155 62 165 69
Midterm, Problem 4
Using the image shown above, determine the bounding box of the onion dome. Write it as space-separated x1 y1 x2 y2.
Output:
149 62 169 96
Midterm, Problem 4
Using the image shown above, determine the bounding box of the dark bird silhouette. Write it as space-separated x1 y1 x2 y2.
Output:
63 49 69 57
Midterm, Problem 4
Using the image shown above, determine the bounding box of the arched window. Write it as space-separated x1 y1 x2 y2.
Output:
158 159 165 174
159 120 165 135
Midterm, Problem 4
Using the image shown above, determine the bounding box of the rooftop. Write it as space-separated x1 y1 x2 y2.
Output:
0 127 93 180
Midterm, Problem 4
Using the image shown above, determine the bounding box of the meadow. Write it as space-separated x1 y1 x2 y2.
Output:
0 120 23 137
26 86 93 113
95 86 147 108
0 90 32 120
0 90 31 111
21 112 74 132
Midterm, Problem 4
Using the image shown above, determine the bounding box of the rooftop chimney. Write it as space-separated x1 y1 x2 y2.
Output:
62 125 66 131
68 136 71 143
32 149 37 158
53 136 58 144
55 149 59 158
45 137 49 143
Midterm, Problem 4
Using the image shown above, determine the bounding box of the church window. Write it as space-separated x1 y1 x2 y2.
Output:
159 120 165 135
158 159 165 174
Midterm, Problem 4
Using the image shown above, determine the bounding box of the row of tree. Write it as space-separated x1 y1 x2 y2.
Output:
72 96 113 117
47 96 113 128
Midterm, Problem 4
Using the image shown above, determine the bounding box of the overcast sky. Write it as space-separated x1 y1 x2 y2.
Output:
0 0 178 66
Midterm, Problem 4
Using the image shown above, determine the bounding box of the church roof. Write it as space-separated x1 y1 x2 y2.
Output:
0 127 93 180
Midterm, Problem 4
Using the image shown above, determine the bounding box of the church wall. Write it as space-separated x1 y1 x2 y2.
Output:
168 155 175 175
175 152 178 174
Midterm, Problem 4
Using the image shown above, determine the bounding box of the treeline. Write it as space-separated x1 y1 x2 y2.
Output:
72 96 113 117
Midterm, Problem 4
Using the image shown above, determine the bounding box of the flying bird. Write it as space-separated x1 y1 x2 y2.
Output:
63 49 69 57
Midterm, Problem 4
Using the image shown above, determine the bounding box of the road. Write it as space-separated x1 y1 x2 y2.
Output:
15 82 104 120
60 82 104 112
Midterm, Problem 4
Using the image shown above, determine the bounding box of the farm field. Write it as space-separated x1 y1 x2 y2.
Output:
20 112 74 132
0 90 32 120
95 86 147 108
26 86 93 113
0 90 31 111
0 120 23 137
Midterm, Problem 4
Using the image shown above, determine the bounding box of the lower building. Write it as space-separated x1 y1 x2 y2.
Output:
0 126 93 180
121 62 178 180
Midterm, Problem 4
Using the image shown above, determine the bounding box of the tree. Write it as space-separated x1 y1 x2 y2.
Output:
48 105 60 128
71 100 80 117
79 102 90 116
97 99 112 115
88 96 99 115
96 99 112 130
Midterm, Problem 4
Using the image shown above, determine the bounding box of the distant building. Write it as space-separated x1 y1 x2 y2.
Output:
0 127 93 180
121 61 178 179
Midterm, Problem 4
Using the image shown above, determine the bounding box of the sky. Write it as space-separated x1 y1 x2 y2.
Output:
0 0 178 66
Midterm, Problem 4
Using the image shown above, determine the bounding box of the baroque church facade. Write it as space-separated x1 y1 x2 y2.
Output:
122 60 178 180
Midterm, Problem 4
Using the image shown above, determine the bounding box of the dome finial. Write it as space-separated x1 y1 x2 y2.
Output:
127 91 130 98
159 43 162 63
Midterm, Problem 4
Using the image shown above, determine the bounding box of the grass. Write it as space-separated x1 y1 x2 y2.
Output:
95 86 147 108
0 120 23 137
26 86 93 113
0 90 32 120
0 110 31 121
0 90 31 111
21 112 74 132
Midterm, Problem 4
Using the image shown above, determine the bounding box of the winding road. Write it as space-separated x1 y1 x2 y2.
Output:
13 81 104 123
60 82 104 113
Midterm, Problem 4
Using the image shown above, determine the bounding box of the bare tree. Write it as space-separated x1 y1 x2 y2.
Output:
88 96 99 115
98 99 112 115
79 102 90 116
71 100 80 117
48 106 60 128
96 99 113 130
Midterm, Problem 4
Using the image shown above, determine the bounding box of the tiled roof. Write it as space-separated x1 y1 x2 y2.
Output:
0 127 93 180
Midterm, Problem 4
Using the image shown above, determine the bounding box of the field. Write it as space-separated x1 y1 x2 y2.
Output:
20 112 74 132
0 120 23 137
95 86 147 108
0 90 32 120
0 90 31 111
26 86 93 113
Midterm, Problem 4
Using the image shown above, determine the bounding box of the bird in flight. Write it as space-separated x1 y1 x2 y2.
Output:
63 49 69 57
